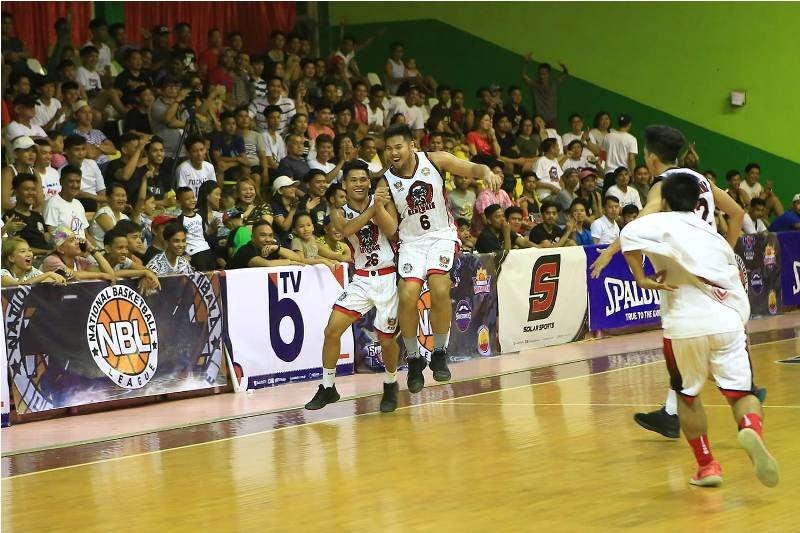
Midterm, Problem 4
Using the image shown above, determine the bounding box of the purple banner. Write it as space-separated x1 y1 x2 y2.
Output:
584 245 661 331
777 231 800 307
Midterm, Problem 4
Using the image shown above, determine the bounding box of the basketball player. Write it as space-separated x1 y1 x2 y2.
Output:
620 173 778 487
591 125 766 437
373 124 503 393
305 160 402 412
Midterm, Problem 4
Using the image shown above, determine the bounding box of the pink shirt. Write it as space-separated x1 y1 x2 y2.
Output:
472 188 513 235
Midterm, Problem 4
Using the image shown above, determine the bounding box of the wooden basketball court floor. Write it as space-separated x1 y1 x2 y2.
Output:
2 324 798 531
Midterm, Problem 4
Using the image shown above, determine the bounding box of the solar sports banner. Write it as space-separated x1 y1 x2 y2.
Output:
777 231 800 307
354 252 501 372
584 245 661 331
2 273 228 415
735 232 782 316
223 264 355 391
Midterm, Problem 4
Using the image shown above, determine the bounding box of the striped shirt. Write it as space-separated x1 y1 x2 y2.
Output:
249 96 296 135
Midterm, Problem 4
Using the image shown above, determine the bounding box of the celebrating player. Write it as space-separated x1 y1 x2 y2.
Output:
374 124 503 393
620 173 778 488
305 160 402 412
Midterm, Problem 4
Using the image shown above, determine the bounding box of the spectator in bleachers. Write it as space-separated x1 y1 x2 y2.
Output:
587 111 611 155
590 195 621 245
85 18 113 74
561 113 591 156
466 112 501 159
173 22 197 72
554 168 580 225
250 76 296 134
577 169 603 221
521 53 568 127
620 204 640 229
47 130 66 168
529 200 566 248
88 183 130 249
71 100 117 165
317 215 352 263
3 173 50 254
62 134 106 210
741 162 784 218
321 81 342 107
228 219 306 269
57 81 81 125
104 132 148 201
7 94 46 142
43 165 89 238
1 237 65 286
447 173 477 223
176 136 217 197
175 187 216 271
385 41 408 95
198 28 223 78
290 212 340 269
41 226 116 281
562 139 589 171
143 136 176 201
271 175 301 246
601 114 637 193
768 194 800 232
301 169 330 234
514 117 539 159
605 167 642 210
505 206 536 249
211 111 249 177
495 112 536 173
455 218 476 253
250 56 267 100
146 221 194 275
149 77 186 156
533 114 563 154
631 164 651 202
33 77 65 131
309 134 345 183
325 182 346 209
366 84 387 136
473 164 513 236
533 138 565 201
475 204 511 253
75 46 105 106
234 105 270 188
33 138 61 203
2 135 37 210
724 169 750 209
114 49 153 108
386 86 425 141
742 198 768 234
358 136 383 174
567 198 593 246
517 170 542 228
197 180 224 255
113 219 148 266
277 133 311 181
142 213 175 264
503 86 528 133
101 227 161 291
109 23 136 64
234 177 272 226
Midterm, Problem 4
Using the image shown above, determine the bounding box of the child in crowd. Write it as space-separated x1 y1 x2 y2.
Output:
146 221 195 276
316 216 352 263
102 229 161 291
456 218 476 253
175 187 217 271
1 237 66 286
291 212 342 270
620 204 640 229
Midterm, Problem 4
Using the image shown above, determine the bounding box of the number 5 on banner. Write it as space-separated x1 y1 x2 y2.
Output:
269 271 305 362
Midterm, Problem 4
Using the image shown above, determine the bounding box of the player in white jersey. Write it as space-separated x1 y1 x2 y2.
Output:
374 124 503 393
305 160 402 412
620 173 777 487
589 125 765 439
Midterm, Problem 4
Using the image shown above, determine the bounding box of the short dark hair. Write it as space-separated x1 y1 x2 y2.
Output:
540 138 558 153
643 125 685 164
184 135 205 150
342 159 369 180
750 197 767 209
384 123 414 142
174 22 191 32
104 228 127 246
484 204 503 218
570 198 589 212
725 169 741 182
315 134 334 148
12 173 36 190
324 182 343 202
568 113 583 122
475 87 490 98
119 131 140 146
504 206 523 219
176 186 194 198
567 139 582 151
621 204 640 217
540 200 560 213
661 172 700 212
507 85 521 94
114 219 142 236
521 170 538 181
456 217 471 228
59 165 81 181
304 168 327 182
369 84 386 96
703 169 717 179
333 102 351 115
220 110 235 122
251 220 273 234
89 18 107 31
80 45 99 58
603 195 620 207
538 63 552 72
163 222 187 242
263 104 282 117
64 134 87 150
745 162 761 173
437 85 452 95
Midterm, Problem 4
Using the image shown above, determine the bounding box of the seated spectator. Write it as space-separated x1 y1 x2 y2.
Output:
589 111 612 155
114 49 153 108
605 167 643 209
566 198 593 246
504 206 536 249
301 169 330 234
142 213 176 264
33 77 65 132
46 131 67 169
2 136 37 211
146 221 194 275
590 195 621 244
325 182 347 209
85 18 113 73
149 77 186 156
358 136 383 175
6 94 47 142
631 164 651 201
43 165 89 238
456 218 476 253
473 163 513 235
620 204 640 229
561 114 591 157
316 215 352 263
515 117 539 158
229 220 306 268
475 204 511 253
768 194 800 232
271 175 302 247
741 162 784 218
101 228 161 291
143 136 176 201
176 137 217 196
211 111 249 176
576 168 604 221
533 138 565 201
88 183 130 249
287 113 312 158
41 227 115 281
250 76 296 134
291 212 341 269
308 101 336 142
503 85 528 133
386 86 425 141
517 170 542 228
494 113 535 172
197 180 224 255
533 115 563 154
725 169 751 209
62 133 106 211
466 112 500 159
529 201 566 248
33 138 61 205
234 106 269 189
3 173 51 254
175 187 216 271
308 134 344 183
448 174 477 223
113 219 148 266
125 86 155 135
103 132 149 201
1 237 66 286
554 168 580 225
742 198 768 234
562 140 589 171
261 105 287 171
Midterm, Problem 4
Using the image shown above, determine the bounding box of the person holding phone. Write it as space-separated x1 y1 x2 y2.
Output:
41 226 116 282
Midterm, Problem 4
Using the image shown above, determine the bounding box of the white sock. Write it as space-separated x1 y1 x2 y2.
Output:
384 369 397 384
664 389 678 416
322 367 336 388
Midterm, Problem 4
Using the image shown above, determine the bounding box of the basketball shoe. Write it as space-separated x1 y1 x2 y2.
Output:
407 356 427 393
430 348 452 382
380 382 399 412
305 384 340 410
738 428 779 487
689 460 722 487
633 407 680 438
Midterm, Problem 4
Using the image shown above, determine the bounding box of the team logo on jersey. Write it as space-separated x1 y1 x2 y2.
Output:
357 222 380 253
439 255 451 268
764 244 776 270
473 267 492 295
406 180 435 215
86 285 158 390
421 167 430 176
393 181 404 191
455 299 472 332
387 317 397 328
528 255 561 322
337 292 348 301
402 263 413 273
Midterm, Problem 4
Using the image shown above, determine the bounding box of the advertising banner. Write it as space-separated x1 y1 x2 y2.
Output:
777 231 800 307
498 247 588 352
354 253 501 372
1 313 8 427
224 265 354 390
735 233 781 316
584 245 661 331
2 273 227 414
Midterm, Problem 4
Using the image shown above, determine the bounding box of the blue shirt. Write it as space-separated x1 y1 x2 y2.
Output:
575 228 593 246
768 210 800 232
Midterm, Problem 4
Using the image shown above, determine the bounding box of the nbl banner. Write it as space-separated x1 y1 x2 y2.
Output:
354 253 501 372
497 247 588 353
735 233 781 316
777 231 800 307
223 264 355 391
2 273 228 414
584 245 661 331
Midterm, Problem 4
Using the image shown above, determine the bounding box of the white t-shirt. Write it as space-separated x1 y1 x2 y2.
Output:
590 215 619 245
386 97 425 130
59 159 105 195
543 128 564 154
176 161 217 196
84 41 112 72
742 213 767 234
6 121 47 142
740 181 763 200
33 99 64 128
605 185 642 210
38 166 61 201
602 130 638 174
367 105 386 129
309 159 340 182
262 130 287 163
534 156 563 200
181 213 211 255
88 206 130 248
562 132 594 159
43 194 89 238
76 66 103 92
562 156 588 171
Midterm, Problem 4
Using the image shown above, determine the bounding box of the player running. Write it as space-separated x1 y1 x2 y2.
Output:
305 160 402 412
620 173 778 488
374 124 502 393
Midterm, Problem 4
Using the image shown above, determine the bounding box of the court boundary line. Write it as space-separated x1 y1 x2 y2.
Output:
443 402 800 409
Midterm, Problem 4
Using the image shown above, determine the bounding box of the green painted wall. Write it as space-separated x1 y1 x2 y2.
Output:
329 2 799 204
94 2 125 25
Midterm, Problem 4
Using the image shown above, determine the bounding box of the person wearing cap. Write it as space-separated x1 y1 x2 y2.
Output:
6 94 46 143
3 172 50 254
61 134 106 210
2 135 37 210
72 99 118 166
32 77 66 132
601 114 638 194
271 175 301 247
576 168 604 222
142 213 176 264
148 25 173 72
41 226 115 281
768 194 800 232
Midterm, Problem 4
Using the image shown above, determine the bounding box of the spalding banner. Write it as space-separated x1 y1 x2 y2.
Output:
735 233 781 316
584 245 661 331
498 247 588 352
224 265 355 391
2 273 228 414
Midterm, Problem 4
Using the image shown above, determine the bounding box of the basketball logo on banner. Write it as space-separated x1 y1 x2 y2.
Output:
86 285 158 389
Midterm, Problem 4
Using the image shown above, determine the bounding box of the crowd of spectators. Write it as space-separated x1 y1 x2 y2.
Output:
2 11 798 286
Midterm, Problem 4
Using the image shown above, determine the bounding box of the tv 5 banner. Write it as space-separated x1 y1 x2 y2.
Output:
2 273 228 415
584 245 661 331
777 231 800 307
1 318 8 427
735 233 781 316
224 265 354 391
497 247 588 353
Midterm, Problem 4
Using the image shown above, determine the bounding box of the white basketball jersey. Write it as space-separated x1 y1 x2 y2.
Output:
384 152 458 243
654 167 717 230
342 197 396 271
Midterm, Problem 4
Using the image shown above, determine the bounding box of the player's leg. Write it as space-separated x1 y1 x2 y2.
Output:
376 276 400 412
424 239 458 382
397 245 428 393
711 331 779 487
633 342 680 438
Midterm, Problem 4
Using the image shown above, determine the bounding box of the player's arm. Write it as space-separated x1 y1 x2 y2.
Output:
330 203 376 238
429 151 503 191
373 178 399 237
710 183 744 247
622 249 675 292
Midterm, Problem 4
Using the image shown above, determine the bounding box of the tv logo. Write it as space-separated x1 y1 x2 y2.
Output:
268 271 305 362
528 255 560 322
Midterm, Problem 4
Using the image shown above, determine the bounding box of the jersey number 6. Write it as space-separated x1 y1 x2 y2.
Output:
420 214 431 230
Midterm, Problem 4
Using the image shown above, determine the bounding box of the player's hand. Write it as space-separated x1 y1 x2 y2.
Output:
637 270 676 292
483 170 503 192
590 247 614 279
374 185 391 205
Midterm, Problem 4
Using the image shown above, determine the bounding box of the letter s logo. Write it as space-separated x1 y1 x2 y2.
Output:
268 272 305 362
528 255 561 321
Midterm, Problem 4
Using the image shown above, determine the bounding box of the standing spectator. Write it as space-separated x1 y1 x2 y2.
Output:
590 195 621 244
277 134 311 180
176 137 217 196
33 77 65 131
475 204 512 253
33 138 62 204
41 227 115 281
554 168 580 225
601 114 637 193
533 138 565 201
146 221 194 275
631 164 651 202
605 167 643 209
172 23 197 72
768 194 800 232
61 134 106 210
85 18 112 73
521 53 568 127
529 201 566 247
742 198 768 234
250 76 297 134
43 165 89 238
6 94 46 142
587 111 612 155
175 187 216 271
228 219 306 269
3 173 50 254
